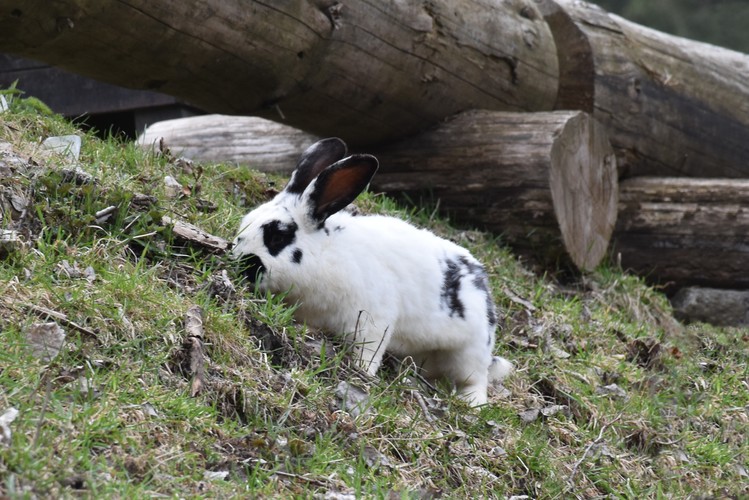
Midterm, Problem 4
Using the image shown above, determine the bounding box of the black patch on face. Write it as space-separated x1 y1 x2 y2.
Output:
441 259 465 319
262 220 298 256
292 248 303 264
238 253 266 284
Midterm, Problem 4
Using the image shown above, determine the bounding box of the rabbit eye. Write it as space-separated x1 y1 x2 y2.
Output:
263 220 298 256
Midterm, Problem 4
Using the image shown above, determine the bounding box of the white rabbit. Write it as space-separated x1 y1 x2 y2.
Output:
232 138 512 406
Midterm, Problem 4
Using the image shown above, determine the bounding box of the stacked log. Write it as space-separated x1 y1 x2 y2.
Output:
372 110 618 271
537 0 749 178
138 115 319 173
534 0 749 311
614 177 749 290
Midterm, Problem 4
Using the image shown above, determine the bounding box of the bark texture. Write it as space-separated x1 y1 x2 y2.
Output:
371 110 618 271
537 0 749 178
0 0 558 146
614 177 749 289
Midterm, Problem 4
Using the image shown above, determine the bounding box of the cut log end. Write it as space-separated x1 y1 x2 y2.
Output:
550 113 618 271
373 110 619 272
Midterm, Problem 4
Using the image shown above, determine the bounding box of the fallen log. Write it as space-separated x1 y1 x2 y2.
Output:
613 177 749 290
138 115 319 173
371 110 618 271
537 0 749 178
0 0 558 146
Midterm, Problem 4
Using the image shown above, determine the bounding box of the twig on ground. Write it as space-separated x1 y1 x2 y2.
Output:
162 215 229 253
411 390 437 424
184 305 207 397
568 414 623 484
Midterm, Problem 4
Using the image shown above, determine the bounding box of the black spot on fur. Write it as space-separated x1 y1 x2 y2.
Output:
459 257 497 328
440 256 497 326
441 259 465 319
263 220 298 256
292 248 303 264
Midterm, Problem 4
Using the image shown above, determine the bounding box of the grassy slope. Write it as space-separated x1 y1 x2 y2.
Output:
1 98 747 499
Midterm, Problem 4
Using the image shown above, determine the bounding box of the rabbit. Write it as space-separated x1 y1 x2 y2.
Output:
231 138 512 406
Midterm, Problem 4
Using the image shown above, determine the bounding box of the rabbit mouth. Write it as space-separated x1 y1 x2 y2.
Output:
237 253 266 284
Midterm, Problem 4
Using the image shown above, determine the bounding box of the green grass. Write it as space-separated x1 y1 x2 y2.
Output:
1 93 748 498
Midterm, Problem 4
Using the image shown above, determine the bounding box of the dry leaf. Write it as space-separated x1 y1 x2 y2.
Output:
25 321 66 362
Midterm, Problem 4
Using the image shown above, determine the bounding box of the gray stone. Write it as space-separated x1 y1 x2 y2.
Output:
671 287 749 327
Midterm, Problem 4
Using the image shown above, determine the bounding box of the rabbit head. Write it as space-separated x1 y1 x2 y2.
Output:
231 138 378 293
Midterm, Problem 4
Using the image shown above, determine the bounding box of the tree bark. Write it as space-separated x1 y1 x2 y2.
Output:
138 114 320 173
613 177 749 290
0 0 558 146
371 110 618 271
537 0 749 178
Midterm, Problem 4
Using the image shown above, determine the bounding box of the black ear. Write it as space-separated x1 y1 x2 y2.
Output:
285 138 347 194
306 155 379 225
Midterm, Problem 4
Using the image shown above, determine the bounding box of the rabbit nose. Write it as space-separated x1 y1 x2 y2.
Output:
238 253 266 283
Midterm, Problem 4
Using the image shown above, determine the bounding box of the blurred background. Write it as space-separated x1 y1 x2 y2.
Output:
591 0 749 53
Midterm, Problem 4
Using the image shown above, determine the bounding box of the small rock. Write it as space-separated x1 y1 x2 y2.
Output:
540 404 569 417
0 407 19 446
735 463 749 478
141 402 160 418
164 175 183 198
596 383 628 399
362 445 391 469
25 322 66 362
316 492 356 500
0 229 23 257
519 408 540 424
335 381 369 417
547 343 571 359
673 449 691 463
489 446 507 458
42 135 81 162
671 287 749 327
203 470 229 481
10 191 27 212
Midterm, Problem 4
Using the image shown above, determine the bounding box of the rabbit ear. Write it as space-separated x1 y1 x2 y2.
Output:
304 154 379 225
285 138 348 194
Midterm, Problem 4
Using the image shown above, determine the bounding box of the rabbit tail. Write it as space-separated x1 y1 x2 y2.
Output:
489 356 513 382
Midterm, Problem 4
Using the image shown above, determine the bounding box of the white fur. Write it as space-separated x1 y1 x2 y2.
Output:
232 139 512 406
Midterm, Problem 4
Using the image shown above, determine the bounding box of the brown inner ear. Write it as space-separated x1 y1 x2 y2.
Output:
309 156 378 223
